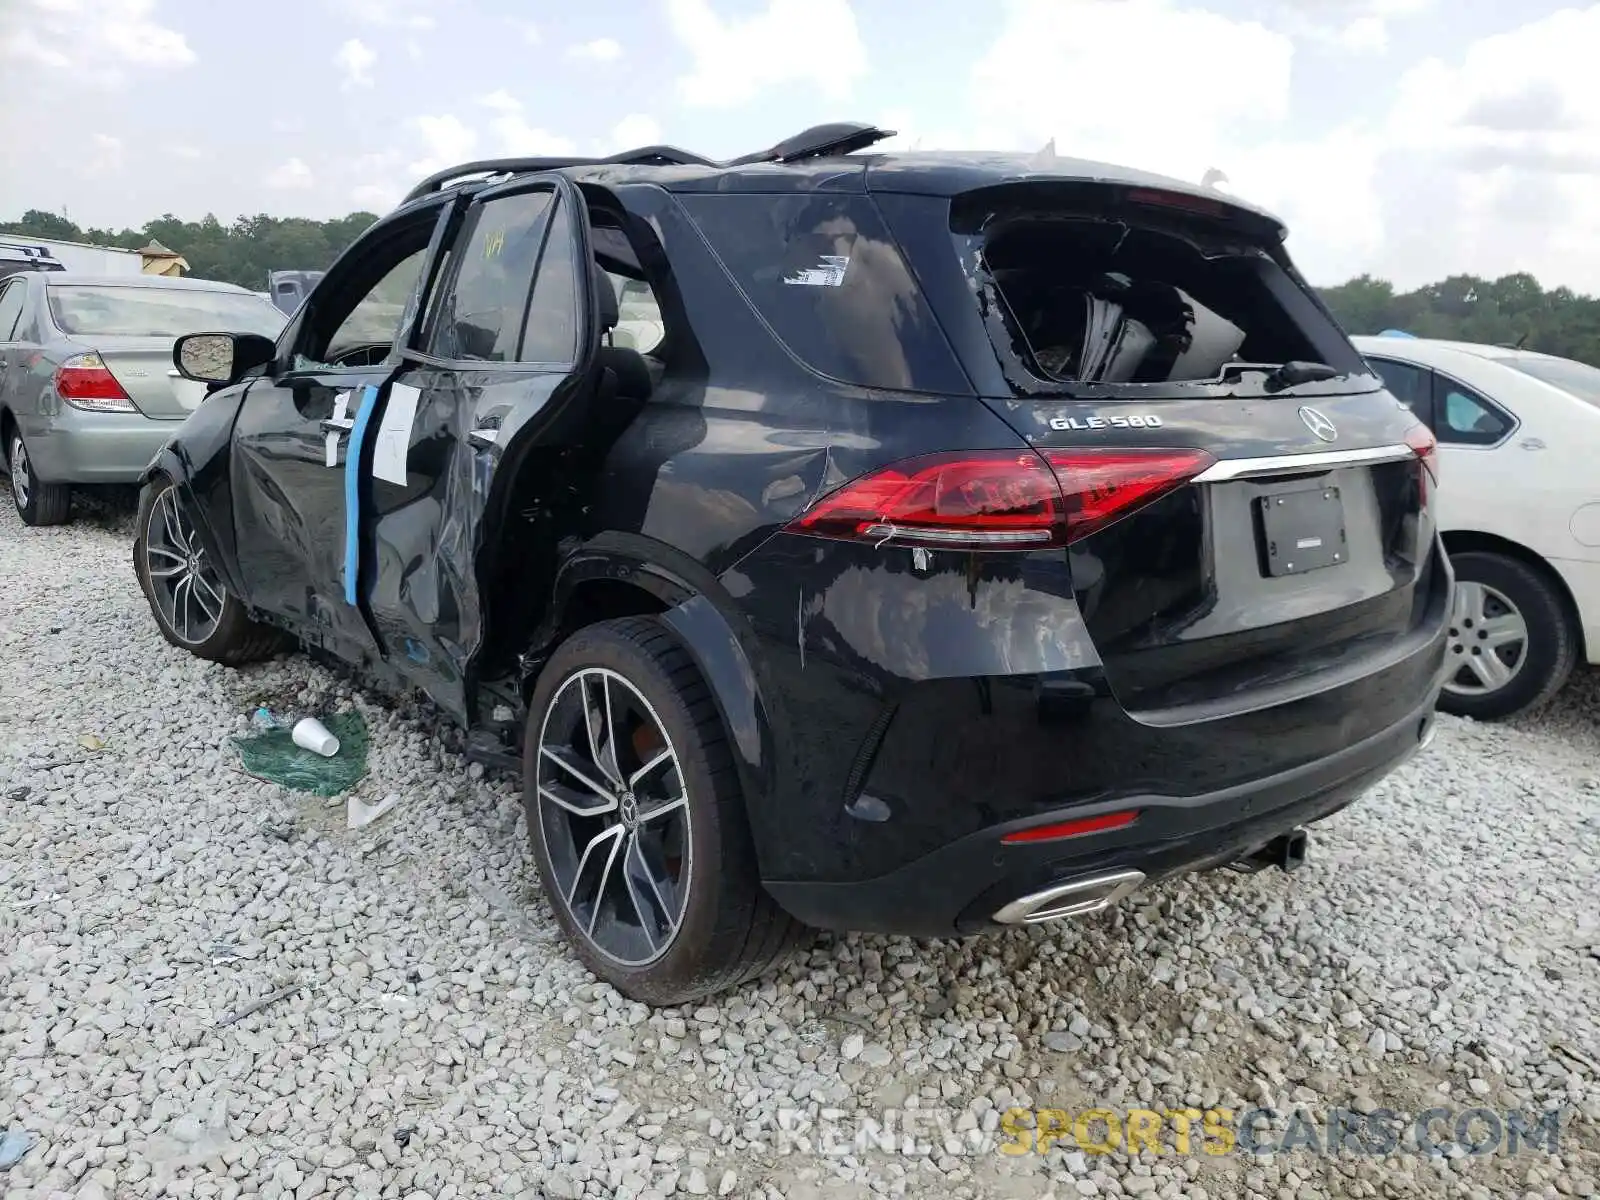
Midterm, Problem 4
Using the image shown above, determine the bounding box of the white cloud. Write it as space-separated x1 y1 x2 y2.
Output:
513 19 540 44
1266 0 1434 54
343 151 406 212
666 0 866 107
1330 15 1389 52
475 92 578 157
266 158 315 190
91 134 124 171
335 38 376 88
335 0 435 31
608 115 663 151
407 114 479 178
165 144 202 160
962 0 1292 177
0 0 194 77
352 182 401 211
930 0 1600 291
1360 5 1600 288
568 37 623 62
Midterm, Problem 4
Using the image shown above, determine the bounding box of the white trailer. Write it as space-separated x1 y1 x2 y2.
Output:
0 234 144 276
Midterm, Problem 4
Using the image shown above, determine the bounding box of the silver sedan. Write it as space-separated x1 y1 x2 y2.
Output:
0 272 285 525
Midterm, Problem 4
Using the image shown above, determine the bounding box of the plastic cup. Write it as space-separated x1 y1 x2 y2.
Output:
292 717 340 758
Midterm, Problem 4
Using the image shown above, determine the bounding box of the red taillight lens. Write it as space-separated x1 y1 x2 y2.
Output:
785 447 1214 550
56 352 137 413
788 450 1063 548
1040 448 1215 544
1404 423 1438 502
1000 809 1140 845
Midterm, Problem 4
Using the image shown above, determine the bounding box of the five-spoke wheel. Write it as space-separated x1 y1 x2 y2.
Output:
534 667 692 967
143 483 229 646
133 477 286 665
523 618 806 1005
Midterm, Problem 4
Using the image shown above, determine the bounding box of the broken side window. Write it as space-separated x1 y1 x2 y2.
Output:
324 248 427 364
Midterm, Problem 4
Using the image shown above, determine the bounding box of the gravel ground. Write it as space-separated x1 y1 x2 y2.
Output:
4 494 1600 1200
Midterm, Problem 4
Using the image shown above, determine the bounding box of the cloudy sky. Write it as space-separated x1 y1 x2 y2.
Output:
1 0 1597 291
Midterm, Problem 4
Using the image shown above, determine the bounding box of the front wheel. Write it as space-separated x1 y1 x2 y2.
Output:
133 477 287 665
1438 550 1577 720
523 617 806 1005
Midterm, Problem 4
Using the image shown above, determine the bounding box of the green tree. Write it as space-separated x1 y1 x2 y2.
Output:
0 208 380 291
1321 272 1600 366
7 204 1600 368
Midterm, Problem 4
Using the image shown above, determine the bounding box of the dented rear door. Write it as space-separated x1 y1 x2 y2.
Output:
361 173 596 724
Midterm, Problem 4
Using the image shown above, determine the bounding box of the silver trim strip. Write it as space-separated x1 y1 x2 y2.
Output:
1192 443 1414 483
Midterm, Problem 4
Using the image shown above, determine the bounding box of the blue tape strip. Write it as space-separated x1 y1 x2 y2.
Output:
343 384 379 605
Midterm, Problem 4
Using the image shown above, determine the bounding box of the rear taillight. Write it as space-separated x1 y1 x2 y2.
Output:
1404 423 1438 502
784 447 1214 550
55 352 136 413
1040 448 1215 544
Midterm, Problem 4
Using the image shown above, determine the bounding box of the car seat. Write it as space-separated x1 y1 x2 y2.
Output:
593 262 653 403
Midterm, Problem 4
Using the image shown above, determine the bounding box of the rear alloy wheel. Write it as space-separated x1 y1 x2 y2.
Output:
7 431 72 526
1439 551 1577 721
134 477 286 665
524 618 806 1005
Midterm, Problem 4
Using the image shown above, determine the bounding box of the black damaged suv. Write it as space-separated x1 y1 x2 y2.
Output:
136 123 1450 1004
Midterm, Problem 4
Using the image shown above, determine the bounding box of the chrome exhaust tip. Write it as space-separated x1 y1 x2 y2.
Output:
992 869 1145 925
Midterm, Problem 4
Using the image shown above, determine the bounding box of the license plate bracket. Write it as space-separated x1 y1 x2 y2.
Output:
1256 486 1346 577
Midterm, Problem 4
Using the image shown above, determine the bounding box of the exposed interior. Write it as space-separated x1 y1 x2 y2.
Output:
267 191 683 701
967 192 1365 391
479 199 685 687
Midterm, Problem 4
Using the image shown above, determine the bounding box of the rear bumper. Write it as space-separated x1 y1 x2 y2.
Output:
764 688 1443 937
16 410 173 483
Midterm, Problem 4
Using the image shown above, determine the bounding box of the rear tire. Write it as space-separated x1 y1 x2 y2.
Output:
1438 550 1577 721
523 617 807 1005
133 476 287 665
7 430 71 526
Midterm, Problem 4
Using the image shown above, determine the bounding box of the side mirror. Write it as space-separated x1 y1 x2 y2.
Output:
173 332 276 386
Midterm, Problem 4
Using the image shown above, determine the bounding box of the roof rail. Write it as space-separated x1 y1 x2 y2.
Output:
401 123 895 204
726 122 895 166
402 144 717 203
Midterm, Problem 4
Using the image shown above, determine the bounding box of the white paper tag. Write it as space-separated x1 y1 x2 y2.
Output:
324 391 354 467
372 383 421 485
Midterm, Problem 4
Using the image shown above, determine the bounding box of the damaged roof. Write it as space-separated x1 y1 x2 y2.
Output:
400 122 1286 233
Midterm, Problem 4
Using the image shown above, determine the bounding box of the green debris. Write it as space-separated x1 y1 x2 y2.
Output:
233 710 369 797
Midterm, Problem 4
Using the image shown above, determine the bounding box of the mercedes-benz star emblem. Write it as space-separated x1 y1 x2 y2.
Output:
1299 406 1337 443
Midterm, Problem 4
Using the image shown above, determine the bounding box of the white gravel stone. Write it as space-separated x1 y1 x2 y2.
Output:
2 499 1599 1200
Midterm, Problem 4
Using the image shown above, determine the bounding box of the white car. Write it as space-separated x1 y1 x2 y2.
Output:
1353 335 1600 719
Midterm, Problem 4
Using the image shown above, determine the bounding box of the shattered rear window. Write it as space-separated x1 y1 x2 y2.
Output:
677 192 969 395
954 187 1366 396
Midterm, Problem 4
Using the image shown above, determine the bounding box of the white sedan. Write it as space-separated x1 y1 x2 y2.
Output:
1353 335 1600 719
